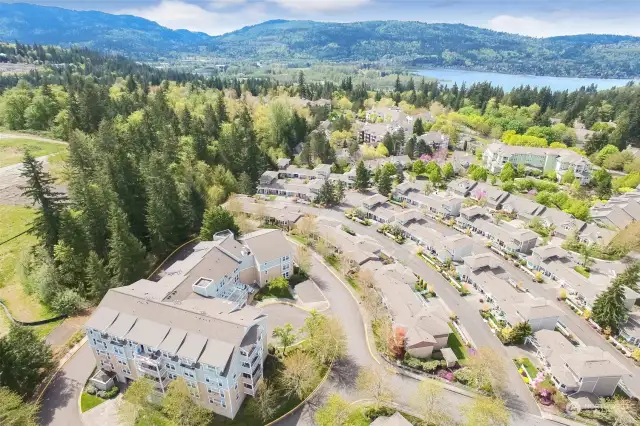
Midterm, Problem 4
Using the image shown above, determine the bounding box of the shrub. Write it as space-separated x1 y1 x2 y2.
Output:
421 360 441 373
104 386 119 399
86 384 97 395
96 390 107 398
51 289 84 315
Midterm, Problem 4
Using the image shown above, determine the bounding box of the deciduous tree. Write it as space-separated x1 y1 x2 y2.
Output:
356 367 395 408
0 387 39 426
411 380 452 426
280 351 320 399
162 380 213 426
273 323 297 356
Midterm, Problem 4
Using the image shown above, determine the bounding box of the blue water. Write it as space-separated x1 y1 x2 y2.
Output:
415 68 637 92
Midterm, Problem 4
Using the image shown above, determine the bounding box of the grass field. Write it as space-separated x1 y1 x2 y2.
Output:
80 392 105 413
447 322 468 362
0 205 55 336
0 138 66 168
609 221 640 253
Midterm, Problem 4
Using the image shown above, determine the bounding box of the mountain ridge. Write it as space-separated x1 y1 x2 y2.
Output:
1 3 640 78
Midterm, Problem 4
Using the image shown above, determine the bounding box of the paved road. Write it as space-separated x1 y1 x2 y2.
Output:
287 205 542 416
280 240 562 426
40 343 94 426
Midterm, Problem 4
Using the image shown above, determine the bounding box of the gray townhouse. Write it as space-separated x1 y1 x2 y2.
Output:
447 178 478 198
591 195 640 230
369 263 452 360
317 222 381 266
467 181 511 210
404 221 473 262
502 194 547 220
392 182 463 219
416 131 449 151
361 193 421 225
455 205 490 233
531 329 629 401
364 155 412 171
578 223 617 246
620 312 640 348
473 217 539 254
538 208 587 239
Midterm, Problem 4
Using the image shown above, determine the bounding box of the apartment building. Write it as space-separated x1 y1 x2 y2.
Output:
85 230 292 418
365 106 407 123
482 143 592 184
416 131 449 151
359 123 402 146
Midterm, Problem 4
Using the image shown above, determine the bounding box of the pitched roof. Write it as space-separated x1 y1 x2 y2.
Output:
241 229 291 264
370 412 413 426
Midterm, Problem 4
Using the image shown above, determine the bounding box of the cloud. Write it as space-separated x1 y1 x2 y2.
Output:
270 0 370 13
118 0 264 35
486 14 640 37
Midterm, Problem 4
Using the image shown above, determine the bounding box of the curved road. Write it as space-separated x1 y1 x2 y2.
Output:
280 242 562 426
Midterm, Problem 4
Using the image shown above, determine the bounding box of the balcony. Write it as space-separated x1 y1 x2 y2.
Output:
134 349 162 366
137 361 167 376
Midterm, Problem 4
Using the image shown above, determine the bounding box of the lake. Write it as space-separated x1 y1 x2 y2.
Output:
415 68 637 92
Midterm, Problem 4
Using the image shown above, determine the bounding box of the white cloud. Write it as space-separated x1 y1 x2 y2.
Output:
118 0 264 35
270 0 370 13
209 0 247 10
486 14 640 37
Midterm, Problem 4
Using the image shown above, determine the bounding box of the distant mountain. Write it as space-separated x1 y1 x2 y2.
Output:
2 3 640 78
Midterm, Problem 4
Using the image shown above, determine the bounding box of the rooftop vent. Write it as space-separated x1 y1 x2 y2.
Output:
194 277 213 288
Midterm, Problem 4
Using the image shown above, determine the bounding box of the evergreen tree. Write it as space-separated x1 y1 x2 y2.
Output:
0 325 54 398
20 151 65 254
86 251 112 302
404 135 416 159
0 387 40 426
394 75 403 92
144 152 186 256
377 168 393 197
107 205 148 287
203 103 219 139
355 160 370 192
200 206 239 240
592 168 612 199
215 92 227 123
615 261 640 291
382 132 394 156
413 118 425 136
317 180 336 206
334 180 346 204
591 282 628 332
237 172 255 195
298 71 307 99
415 139 428 158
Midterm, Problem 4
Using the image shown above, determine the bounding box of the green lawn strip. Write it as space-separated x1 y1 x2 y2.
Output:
290 235 310 246
0 138 66 167
515 357 538 379
573 266 591 278
447 322 467 362
80 392 106 413
135 409 175 426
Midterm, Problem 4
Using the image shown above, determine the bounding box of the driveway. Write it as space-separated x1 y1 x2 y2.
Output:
40 343 95 426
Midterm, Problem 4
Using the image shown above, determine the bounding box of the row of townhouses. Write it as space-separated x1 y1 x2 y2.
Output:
456 253 629 403
591 187 640 230
85 229 293 419
482 142 593 185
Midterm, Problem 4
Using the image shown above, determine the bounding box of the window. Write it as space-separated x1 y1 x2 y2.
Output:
236 392 239 400
222 401 226 408
209 397 216 404
207 386 216 394
241 362 250 368
234 383 238 391
244 383 253 390
117 359 127 366
284 271 290 279
183 368 195 379
166 363 176 371
205 376 213 383
114 346 125 356
123 368 131 375
169 373 177 380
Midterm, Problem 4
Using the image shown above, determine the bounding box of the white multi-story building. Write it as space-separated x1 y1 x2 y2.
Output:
482 143 592 184
85 229 293 419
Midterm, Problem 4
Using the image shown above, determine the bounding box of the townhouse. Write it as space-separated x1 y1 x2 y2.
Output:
392 182 463 219
316 221 381 266
447 178 478 198
531 329 628 399
371 263 452 360
466 181 511 210
85 230 293 418
404 220 473 262
527 245 640 310
366 106 407 124
360 193 420 225
371 413 413 426
538 208 587 239
620 312 640 348
473 217 538 254
416 131 449 151
364 155 412 171
591 191 640 230
482 143 593 185
501 194 547 220
458 254 561 330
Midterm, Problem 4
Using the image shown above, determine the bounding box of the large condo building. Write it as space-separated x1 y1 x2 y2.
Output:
85 229 293 419
482 142 592 184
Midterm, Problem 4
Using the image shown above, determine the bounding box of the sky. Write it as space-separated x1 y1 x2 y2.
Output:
4 0 640 37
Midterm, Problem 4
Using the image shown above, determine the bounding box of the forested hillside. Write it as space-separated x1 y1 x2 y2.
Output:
1 3 640 77
1 42 640 325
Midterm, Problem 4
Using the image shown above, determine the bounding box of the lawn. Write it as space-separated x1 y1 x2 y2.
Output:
0 138 66 167
136 410 175 426
47 149 69 183
253 284 293 301
80 392 106 413
515 357 539 379
0 205 57 336
447 323 468 362
573 266 591 278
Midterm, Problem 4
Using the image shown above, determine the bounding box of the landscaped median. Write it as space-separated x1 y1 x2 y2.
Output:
416 250 470 296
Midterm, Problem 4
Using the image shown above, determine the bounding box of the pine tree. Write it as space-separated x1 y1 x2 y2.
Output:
377 169 393 197
395 75 403 92
216 92 227 124
237 172 255 195
591 282 629 332
107 205 148 287
615 261 640 291
334 180 346 204
404 135 416 159
355 160 370 192
382 132 395 156
144 152 186 256
413 118 425 136
203 103 219 139
298 71 307 99
20 151 66 254
317 180 336 206
86 251 112 302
